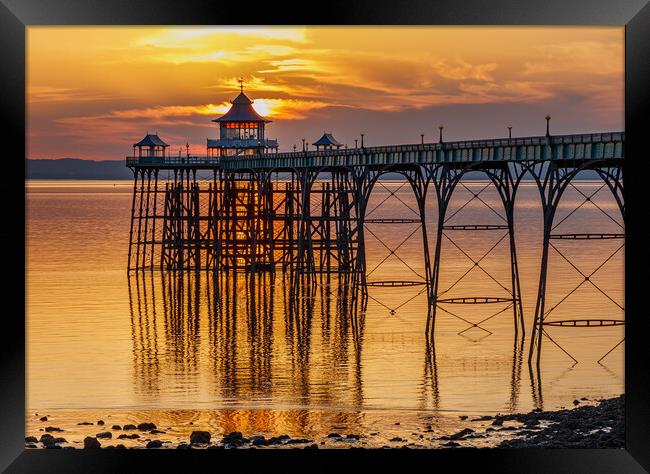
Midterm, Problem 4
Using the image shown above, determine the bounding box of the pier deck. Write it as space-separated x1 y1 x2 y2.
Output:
126 132 624 170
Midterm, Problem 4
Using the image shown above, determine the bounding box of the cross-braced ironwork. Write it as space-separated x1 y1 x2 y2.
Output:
358 168 433 317
525 160 625 368
126 131 624 363
426 162 525 342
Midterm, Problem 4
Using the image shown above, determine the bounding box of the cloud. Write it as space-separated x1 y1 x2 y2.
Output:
258 58 326 74
108 104 226 119
27 26 623 160
521 41 622 77
456 80 554 103
142 50 231 64
128 27 308 65
135 27 307 49
246 45 298 56
46 97 333 148
251 98 333 119
105 98 332 120
28 86 115 103
431 59 498 82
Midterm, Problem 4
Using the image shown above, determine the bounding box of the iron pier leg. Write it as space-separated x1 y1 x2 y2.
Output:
427 165 453 342
127 168 139 271
150 169 159 270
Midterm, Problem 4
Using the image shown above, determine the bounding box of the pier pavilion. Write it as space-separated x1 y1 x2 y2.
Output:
206 83 278 157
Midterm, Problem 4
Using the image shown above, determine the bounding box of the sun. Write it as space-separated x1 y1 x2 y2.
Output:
250 99 278 118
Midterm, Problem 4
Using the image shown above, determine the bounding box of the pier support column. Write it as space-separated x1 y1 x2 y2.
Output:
428 164 459 341
350 167 385 307
205 170 221 271
350 166 434 320
160 170 185 270
486 164 526 337
406 166 434 339
159 168 204 271
427 163 526 343
218 172 273 272
127 168 140 270
290 168 367 316
294 168 317 283
128 167 161 271
527 160 625 369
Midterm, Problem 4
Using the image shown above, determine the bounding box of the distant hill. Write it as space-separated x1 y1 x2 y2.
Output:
27 158 133 180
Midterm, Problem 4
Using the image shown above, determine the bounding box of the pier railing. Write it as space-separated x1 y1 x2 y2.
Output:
125 155 218 167
125 132 624 170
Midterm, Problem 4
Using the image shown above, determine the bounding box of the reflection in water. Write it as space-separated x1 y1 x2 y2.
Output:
420 341 439 410
128 272 161 396
27 182 624 421
128 271 532 417
529 362 542 410
510 336 525 410
128 271 372 431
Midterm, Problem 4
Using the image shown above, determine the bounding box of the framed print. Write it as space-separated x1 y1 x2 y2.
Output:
2 0 649 472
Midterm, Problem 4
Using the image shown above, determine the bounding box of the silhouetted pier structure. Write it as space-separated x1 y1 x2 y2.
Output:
126 89 624 369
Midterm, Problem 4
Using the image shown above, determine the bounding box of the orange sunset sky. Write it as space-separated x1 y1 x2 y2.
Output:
27 26 623 161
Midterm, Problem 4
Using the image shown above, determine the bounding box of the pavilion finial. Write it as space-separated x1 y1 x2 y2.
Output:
238 77 244 93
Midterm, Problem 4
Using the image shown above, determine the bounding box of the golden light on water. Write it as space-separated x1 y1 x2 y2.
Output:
26 181 624 415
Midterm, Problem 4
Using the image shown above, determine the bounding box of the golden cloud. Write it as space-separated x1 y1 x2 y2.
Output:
27 26 624 160
28 86 114 103
49 96 334 146
135 27 307 49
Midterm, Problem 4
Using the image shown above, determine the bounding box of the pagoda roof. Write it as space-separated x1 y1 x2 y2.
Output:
134 133 169 147
213 91 271 123
313 132 342 147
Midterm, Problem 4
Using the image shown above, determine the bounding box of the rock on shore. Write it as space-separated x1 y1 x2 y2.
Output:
83 437 101 449
498 395 624 448
25 395 624 450
189 431 211 444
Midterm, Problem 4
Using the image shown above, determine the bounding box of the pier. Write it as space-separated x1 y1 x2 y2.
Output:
125 89 624 369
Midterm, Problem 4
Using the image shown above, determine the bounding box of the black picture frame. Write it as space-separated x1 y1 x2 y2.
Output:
2 0 649 472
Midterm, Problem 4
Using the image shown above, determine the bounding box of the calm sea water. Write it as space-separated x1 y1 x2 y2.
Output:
25 179 624 442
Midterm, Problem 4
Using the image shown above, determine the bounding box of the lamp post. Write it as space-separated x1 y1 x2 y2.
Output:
545 115 551 136
438 125 444 143
360 133 365 148
302 138 305 152
354 139 358 149
507 124 512 139
421 133 424 144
